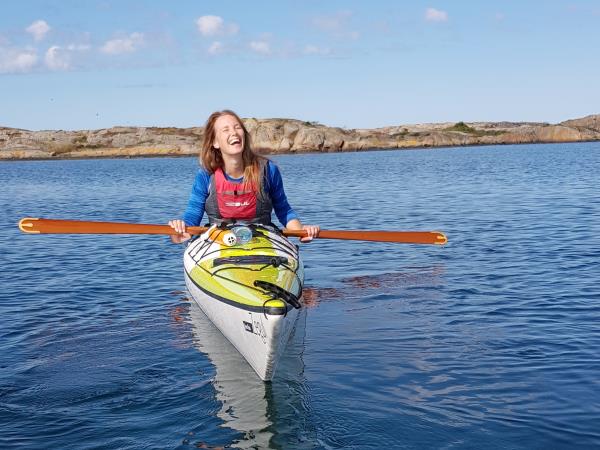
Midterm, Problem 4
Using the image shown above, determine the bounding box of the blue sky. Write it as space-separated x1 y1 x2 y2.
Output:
1 0 599 130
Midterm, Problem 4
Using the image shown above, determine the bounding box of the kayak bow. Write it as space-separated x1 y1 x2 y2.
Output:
184 224 303 381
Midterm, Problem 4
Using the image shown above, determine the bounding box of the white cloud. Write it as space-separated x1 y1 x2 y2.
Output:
67 44 91 51
44 44 90 70
26 20 51 41
249 41 270 55
100 32 144 55
312 11 351 32
196 15 238 37
227 23 240 35
258 32 273 40
311 11 359 40
196 15 222 36
208 41 223 55
303 45 331 56
425 8 448 22
495 13 506 21
0 47 38 73
45 46 70 70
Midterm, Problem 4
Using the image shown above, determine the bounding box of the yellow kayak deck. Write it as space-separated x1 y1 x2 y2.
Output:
185 226 303 313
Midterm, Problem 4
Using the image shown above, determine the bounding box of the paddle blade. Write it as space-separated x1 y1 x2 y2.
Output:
283 229 447 245
18 218 207 235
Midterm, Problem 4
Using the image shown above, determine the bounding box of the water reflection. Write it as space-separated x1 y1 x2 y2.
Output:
343 266 445 290
303 266 446 306
188 301 316 449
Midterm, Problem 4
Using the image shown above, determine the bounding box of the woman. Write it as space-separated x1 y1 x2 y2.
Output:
169 110 319 243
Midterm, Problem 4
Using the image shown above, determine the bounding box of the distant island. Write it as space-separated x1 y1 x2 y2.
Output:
1 114 599 160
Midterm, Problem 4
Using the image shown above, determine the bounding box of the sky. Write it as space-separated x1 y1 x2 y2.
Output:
1 0 599 131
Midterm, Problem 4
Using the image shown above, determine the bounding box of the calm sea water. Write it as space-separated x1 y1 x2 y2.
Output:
1 142 599 449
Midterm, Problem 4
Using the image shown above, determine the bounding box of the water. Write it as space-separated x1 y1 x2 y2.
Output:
1 142 599 449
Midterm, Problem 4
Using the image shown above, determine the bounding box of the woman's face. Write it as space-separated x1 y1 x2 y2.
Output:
212 114 245 157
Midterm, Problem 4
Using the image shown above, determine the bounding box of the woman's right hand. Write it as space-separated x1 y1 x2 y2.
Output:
169 219 192 244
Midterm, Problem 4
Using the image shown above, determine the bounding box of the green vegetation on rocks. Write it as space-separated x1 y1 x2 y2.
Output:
445 122 505 137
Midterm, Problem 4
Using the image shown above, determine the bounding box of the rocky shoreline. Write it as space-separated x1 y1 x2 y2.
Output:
1 114 599 160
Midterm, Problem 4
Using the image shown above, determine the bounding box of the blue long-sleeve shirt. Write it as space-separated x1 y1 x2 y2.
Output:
182 161 299 227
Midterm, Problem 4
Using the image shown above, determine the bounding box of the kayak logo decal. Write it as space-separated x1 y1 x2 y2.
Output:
244 313 267 344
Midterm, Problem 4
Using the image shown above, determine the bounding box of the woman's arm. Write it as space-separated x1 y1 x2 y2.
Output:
267 161 298 225
182 170 211 226
169 169 211 244
267 162 319 242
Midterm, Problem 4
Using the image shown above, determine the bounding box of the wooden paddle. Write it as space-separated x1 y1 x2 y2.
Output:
18 218 447 245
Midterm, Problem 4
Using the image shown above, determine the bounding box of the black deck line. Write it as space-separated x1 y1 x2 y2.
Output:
184 270 290 315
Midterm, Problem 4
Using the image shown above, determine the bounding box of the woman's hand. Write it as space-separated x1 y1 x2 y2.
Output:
286 219 320 243
300 224 320 242
169 219 192 244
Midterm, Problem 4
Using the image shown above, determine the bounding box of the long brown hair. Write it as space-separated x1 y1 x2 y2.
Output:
201 110 266 194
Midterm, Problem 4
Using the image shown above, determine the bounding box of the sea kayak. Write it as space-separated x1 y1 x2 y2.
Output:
184 224 304 381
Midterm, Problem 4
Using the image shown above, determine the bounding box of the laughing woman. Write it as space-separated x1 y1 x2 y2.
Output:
169 110 319 243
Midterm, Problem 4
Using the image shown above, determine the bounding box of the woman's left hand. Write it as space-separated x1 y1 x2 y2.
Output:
300 224 320 243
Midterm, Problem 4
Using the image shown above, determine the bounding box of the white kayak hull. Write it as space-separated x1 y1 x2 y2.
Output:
183 225 304 381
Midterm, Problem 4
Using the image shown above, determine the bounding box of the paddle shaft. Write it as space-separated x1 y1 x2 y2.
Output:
18 218 447 245
19 218 207 235
282 229 447 245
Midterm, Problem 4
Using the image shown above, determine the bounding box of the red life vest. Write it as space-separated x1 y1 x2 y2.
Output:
204 164 273 225
214 167 257 220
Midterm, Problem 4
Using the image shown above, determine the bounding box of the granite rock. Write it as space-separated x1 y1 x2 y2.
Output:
1 115 599 160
